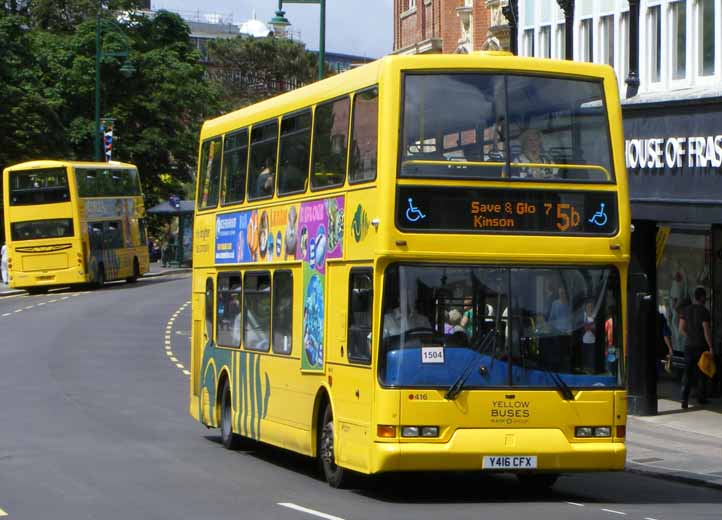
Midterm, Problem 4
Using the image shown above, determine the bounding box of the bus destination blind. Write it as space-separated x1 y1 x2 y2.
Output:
397 186 618 235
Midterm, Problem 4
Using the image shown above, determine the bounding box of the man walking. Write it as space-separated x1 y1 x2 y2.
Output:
678 287 714 409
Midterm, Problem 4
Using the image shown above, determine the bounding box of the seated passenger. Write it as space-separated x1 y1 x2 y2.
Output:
255 158 274 197
513 128 558 179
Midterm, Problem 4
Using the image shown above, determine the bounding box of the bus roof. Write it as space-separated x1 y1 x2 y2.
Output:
200 53 617 141
4 160 137 172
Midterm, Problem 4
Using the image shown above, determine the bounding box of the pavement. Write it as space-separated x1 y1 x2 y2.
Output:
0 262 190 297
2 271 720 490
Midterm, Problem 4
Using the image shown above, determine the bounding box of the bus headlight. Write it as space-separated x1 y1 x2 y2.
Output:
401 426 439 438
575 426 611 438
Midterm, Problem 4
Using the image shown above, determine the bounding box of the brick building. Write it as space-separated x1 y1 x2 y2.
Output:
393 0 510 54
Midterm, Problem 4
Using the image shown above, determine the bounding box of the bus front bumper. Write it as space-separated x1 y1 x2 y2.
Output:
11 266 87 289
371 428 626 474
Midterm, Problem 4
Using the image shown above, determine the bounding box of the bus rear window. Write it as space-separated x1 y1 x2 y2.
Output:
400 73 613 183
11 218 74 241
9 168 70 205
75 168 141 197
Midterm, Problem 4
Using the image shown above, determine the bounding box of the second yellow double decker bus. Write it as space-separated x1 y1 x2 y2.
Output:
3 160 150 292
189 52 630 489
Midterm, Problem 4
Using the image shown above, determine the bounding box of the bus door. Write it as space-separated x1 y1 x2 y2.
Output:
325 264 374 473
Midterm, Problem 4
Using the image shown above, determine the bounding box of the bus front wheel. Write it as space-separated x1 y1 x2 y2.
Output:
220 380 242 450
319 404 351 488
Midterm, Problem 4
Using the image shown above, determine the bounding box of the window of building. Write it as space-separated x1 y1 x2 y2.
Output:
670 0 687 80
278 110 311 195
599 15 614 66
619 12 630 88
580 18 593 62
244 272 271 351
311 97 350 190
523 28 535 56
272 271 293 354
349 86 378 183
221 129 248 205
248 121 278 201
348 269 373 364
699 0 716 76
648 4 662 83
555 22 566 59
197 137 222 209
217 272 242 348
539 26 551 58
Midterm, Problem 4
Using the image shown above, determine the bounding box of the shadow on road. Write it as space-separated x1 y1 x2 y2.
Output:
203 435 722 505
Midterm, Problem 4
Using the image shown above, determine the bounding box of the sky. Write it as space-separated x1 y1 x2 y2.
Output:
151 0 393 59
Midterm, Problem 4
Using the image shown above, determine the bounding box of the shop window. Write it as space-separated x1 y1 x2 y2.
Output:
217 272 242 348
349 86 378 183
244 272 271 351
311 97 350 190
278 110 311 195
248 121 278 201
272 271 293 354
198 137 222 209
348 269 373 364
222 129 248 205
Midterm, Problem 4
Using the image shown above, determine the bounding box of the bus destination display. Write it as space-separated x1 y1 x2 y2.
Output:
397 187 618 235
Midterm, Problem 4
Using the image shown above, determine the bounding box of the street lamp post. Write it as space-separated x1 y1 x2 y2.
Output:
270 0 326 81
94 12 135 162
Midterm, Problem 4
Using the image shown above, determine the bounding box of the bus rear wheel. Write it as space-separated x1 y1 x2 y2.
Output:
319 404 351 488
94 265 105 288
220 380 242 450
126 258 140 283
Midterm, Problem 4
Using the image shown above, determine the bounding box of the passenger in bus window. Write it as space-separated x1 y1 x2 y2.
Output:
256 158 274 197
513 128 558 179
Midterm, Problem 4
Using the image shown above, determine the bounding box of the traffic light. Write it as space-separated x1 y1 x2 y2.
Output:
103 126 113 162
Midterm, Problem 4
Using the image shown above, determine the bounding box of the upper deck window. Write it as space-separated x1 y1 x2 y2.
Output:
400 73 613 183
75 168 141 197
248 121 279 201
198 138 222 209
9 168 70 206
278 110 311 195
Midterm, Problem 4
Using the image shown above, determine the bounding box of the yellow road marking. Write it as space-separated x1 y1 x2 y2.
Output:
183 369 191 375
166 351 173 356
176 363 184 369
170 357 178 362
0 506 7 516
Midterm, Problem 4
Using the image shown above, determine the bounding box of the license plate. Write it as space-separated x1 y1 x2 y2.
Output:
36 275 54 281
482 456 537 469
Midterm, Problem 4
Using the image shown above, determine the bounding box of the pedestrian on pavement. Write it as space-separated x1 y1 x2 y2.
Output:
1 242 8 285
678 286 713 408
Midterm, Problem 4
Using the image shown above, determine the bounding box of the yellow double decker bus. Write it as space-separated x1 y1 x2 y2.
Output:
190 53 630 489
2 160 150 292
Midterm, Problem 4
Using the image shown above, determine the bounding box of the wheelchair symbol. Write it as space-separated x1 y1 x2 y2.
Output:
588 203 608 227
405 197 426 222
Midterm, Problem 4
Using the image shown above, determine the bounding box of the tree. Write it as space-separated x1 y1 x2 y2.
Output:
0 9 220 205
206 35 318 111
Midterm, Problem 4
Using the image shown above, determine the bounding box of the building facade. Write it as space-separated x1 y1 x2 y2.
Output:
393 0 722 414
393 0 507 54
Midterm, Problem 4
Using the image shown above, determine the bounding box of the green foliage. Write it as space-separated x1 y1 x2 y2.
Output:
0 8 220 208
207 35 318 111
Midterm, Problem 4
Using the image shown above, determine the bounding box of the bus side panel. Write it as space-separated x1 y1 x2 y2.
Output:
326 263 373 473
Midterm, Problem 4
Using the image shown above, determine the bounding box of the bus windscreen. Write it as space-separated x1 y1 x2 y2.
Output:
11 218 74 241
75 167 142 197
9 168 70 205
400 73 613 183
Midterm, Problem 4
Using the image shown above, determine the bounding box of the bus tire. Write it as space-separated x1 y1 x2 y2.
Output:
95 264 105 288
319 404 351 488
126 258 140 283
220 379 242 450
517 473 559 490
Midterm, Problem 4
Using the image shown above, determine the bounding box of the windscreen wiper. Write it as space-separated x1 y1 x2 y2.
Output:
445 330 497 400
542 368 575 401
